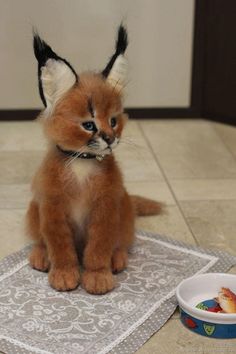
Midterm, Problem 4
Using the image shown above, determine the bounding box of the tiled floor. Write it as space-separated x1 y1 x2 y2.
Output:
1 118 236 353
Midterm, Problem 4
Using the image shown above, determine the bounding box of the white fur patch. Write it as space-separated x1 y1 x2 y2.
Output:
107 55 127 91
71 199 89 234
71 158 98 185
110 137 119 149
96 137 109 152
41 59 76 109
70 159 98 233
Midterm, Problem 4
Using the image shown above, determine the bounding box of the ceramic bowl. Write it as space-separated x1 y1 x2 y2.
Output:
176 273 236 338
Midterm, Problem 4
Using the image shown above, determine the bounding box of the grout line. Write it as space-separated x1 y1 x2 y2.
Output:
137 121 200 246
2 198 236 211
147 176 236 180
212 122 236 164
0 150 46 153
167 198 236 203
168 177 236 181
0 207 27 210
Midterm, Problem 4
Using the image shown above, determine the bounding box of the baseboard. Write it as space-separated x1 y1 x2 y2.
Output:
203 113 236 127
125 107 200 119
0 110 40 121
0 107 200 121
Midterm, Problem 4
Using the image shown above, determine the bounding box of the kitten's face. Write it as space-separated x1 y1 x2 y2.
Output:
34 25 128 156
43 73 127 155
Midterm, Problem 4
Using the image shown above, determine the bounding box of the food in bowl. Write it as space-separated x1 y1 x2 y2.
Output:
196 287 236 314
216 287 236 313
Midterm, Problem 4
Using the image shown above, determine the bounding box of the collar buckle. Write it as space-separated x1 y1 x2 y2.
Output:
96 154 105 162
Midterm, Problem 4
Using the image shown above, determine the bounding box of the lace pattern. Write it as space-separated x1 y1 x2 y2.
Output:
0 231 235 354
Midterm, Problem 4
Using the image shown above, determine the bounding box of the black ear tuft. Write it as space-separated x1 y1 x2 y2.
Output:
102 25 128 78
33 31 78 107
116 25 128 55
33 33 60 67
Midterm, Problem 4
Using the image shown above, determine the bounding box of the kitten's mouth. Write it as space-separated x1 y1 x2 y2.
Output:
88 137 119 155
95 146 112 156
90 145 114 155
82 138 119 159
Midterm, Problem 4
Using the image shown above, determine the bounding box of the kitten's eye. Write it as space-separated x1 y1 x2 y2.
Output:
111 117 117 128
82 121 97 131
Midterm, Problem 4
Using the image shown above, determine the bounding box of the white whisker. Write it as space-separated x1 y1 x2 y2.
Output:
64 144 88 168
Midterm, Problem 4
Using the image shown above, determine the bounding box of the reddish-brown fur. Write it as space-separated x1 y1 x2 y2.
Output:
26 72 162 294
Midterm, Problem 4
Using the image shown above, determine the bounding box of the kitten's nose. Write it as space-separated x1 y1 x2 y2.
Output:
100 132 115 145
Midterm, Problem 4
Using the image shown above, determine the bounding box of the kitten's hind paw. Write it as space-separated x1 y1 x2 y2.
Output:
29 244 50 272
112 249 128 274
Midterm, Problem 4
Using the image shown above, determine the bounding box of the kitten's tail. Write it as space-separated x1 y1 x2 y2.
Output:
130 195 164 216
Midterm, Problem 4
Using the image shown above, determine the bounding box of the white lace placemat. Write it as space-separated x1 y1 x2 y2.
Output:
0 231 236 354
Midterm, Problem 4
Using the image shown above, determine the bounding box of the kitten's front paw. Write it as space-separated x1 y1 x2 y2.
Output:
29 246 50 272
49 266 80 291
82 270 115 295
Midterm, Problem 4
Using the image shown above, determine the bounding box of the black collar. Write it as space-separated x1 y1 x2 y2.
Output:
56 145 106 162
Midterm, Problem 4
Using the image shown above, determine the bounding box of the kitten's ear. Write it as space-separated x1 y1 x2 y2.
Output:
102 25 128 92
33 33 78 108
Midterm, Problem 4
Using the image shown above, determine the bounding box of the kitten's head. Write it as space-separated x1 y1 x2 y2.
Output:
33 26 128 157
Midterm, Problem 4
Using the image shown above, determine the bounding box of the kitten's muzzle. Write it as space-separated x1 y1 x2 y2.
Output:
99 131 115 145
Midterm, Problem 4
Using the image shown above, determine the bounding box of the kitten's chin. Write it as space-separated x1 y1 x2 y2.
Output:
89 137 119 156
88 138 119 156
98 147 112 156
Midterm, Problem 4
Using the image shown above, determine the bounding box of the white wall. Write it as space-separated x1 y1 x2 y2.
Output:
0 0 194 109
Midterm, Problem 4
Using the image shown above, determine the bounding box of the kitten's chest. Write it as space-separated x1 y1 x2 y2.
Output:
71 159 98 184
70 159 99 230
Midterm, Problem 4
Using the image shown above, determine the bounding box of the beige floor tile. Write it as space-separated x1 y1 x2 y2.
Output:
125 181 175 205
180 200 236 255
123 119 144 140
0 209 29 260
136 317 236 354
0 151 44 184
115 146 164 182
214 122 236 158
170 179 236 201
136 205 196 245
114 120 164 182
0 184 31 208
140 119 236 178
0 121 46 151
